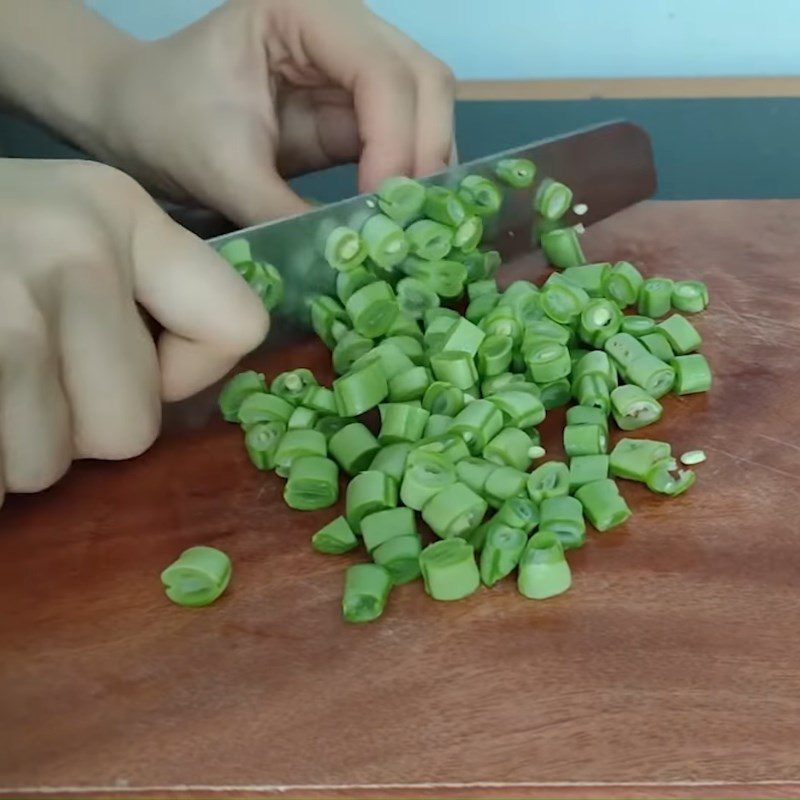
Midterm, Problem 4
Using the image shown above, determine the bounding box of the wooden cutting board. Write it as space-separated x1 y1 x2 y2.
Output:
3 200 800 800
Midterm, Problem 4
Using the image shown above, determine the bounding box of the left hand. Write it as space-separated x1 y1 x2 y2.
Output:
90 0 456 226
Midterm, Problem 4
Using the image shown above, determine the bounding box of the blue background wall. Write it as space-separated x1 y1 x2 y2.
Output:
86 0 798 79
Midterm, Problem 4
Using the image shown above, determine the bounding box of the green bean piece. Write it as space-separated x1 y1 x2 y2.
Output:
572 351 618 393
540 225 586 270
484 428 537 471
452 250 488 283
422 481 488 539
312 516 358 554
604 332 649 370
315 415 354 441
539 495 586 550
518 532 571 600
287 406 319 431
672 354 712 394
640 332 675 362
441 317 486 357
495 496 539 534
236 260 284 311
638 277 674 318
310 296 349 349
569 454 610 492
373 534 422 585
342 563 393 623
646 458 696 496
284 456 339 510
345 280 398 338
566 405 609 433
244 421 286 470
430 350 479 390
574 478 631 531
526 343 571 384
401 257 468 299
450 400 504 454
395 276 440 320
573 375 611 415
271 368 317 406
657 314 702 354
476 334 514 377
484 466 527 509
384 335 427 367
353 342 416 381
462 517 497 552
562 262 610 298
369 442 412 484
539 378 572 409
346 470 398 533
481 372 525 396
386 312 424 341
522 318 572 350
468 279 499 301
680 449 707 466
273 428 327 478
454 215 484 253
328 422 380 476
387 366 432 403
465 293 499 326
563 423 607 456
423 185 467 227
161 545 232 607
378 403 430 445
536 179 573 220
237 392 294 427
621 315 657 337
300 387 336 417
609 438 672 481
361 213 410 269
411 432 470 465
400 452 456 510
479 524 527 587
485 390 546 430
672 280 709 313
419 538 480 601
332 331 373 375
579 299 623 348
405 219 454 261
425 305 460 328
218 237 252 266
456 457 498 495
336 266 375 304
626 353 675 399
541 275 590 325
481 305 523 344
333 360 388 417
324 226 367 272
458 174 503 217
219 370 266 422
424 414 454 438
420 381 465 416
527 461 570 504
602 261 644 308
495 157 536 188
611 384 663 431
361 506 417 553
376 176 425 225
482 249 502 278
570 348 591 370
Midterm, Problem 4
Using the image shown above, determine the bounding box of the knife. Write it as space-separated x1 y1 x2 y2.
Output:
205 120 656 339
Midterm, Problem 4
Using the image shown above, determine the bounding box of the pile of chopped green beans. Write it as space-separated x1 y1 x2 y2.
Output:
204 165 711 620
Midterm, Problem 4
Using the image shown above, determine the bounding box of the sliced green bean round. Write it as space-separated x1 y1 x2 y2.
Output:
284 455 339 510
645 458 696 497
563 423 607 457
450 399 504 454
620 315 657 337
346 280 398 338
540 226 586 270
602 261 644 308
312 516 357 554
538 378 572 410
540 275 590 325
610 438 672 482
406 219 454 261
378 403 430 445
495 496 539 534
539 495 586 549
480 524 527 587
454 215 483 252
376 176 426 226
422 481 488 539
579 299 623 348
518 532 571 600
458 174 503 217
536 179 573 220
671 353 712 394
325 226 367 271
423 185 467 227
218 370 266 422
333 360 388 417
495 157 536 188
400 452 456 510
421 380 467 416
484 427 537 471
430 350 479 390
161 546 232 607
237 392 294 427
562 262 610 298
342 563 392 623
273 428 327 478
527 461 570 504
361 506 417 553
610 384 663 431
346 470 398 533
244 420 286 470
638 277 674 318
396 276 440 319
574 478 631 532
419 538 480 601
329 422 380 475
373 534 423 585
361 213 410 268
271 368 318 406
526 342 571 384
672 280 709 313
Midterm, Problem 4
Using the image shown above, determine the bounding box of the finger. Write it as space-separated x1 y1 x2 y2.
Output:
132 208 269 401
58 258 162 460
373 18 456 177
283 3 417 191
0 279 72 491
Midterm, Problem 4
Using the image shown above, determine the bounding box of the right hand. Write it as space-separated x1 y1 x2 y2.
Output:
0 158 269 508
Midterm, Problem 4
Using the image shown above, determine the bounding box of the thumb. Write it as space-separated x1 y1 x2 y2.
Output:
131 206 270 401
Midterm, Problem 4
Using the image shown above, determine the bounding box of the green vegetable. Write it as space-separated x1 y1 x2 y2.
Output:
540 275 590 325
406 219 454 261
485 390 546 428
526 343 571 384
273 428 327 478
312 516 358 554
680 450 707 465
430 350 479 390
345 470 398 533
376 176 426 225
161 546 232 608
284 456 339 510
441 317 486 357
422 381 467 416
518 532 571 600
579 299 622 348
495 158 536 187
527 461 569 504
574 478 631 531
672 280 709 313
458 174 503 217
378 403 430 444
565 404 609 432
422 481 488 539
602 261 643 308
287 406 319 431
311 296 349 348
539 495 586 550
400 452 456 510
342 563 392 623
454 215 484 252
540 225 586 270
419 538 480 601
361 213 410 268
480 524 527 587
237 392 294 427
423 186 467 227
640 332 674 362
609 438 671 482
450 400 504 454
657 314 702 355
396 277 440 319
373 535 422 585
361 506 417 553
388 366 432 402
345 280 398 338
610 382 663 430
218 237 251 266
563 423 607 456
271 369 317 406
620 315 656 337
333 360 388 417
536 179 573 220
314 415 353 441
569 454 610 491
484 427 537 471
328 422 380 476
235 260 284 311
483 465 527 509
563 262 610 297
369 442 412 484
646 458 696 496
324 226 367 272
477 334 514 377
219 371 266 422
672 354 712 394
638 277 674 318
244 421 285 470
332 330 373 375
494 496 539 534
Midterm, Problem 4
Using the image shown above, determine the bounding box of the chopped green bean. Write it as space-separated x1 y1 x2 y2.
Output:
484 427 537 471
441 317 486 356
603 261 644 308
563 423 607 456
361 506 417 553
605 332 648 370
333 360 388 417
528 461 570 504
526 343 571 383
468 279 499 301
423 481 488 538
405 219 454 261
458 174 503 217
287 406 319 430
310 296 349 348
369 442 412 484
485 390 546 429
621 315 657 337
219 371 267 422
518 531 571 600
346 470 398 533
361 213 410 268
161 546 232 607
373 534 422 585
328 422 380 475
345 280 398 338
396 276 440 319
342 563 392 623
495 496 539 534
424 414 454 438
646 458 696 496
566 405 609 432
611 384 663 430
376 176 426 226
454 215 484 252
421 381 467 416
352 342 416 381
541 225 586 270
284 455 339 510
484 466 527 509
312 516 358 554
423 186 467 227
657 314 702 354
315 415 353 441
523 318 572 349
638 277 674 318
400 452 456 510
378 403 430 444
495 157 536 188
237 260 284 311
450 400 504 454
481 305 523 344
337 266 375 304
538 378 572 410
456 457 498 495
672 354 712 394
387 366 432 402
477 334 514 377
430 350 479 390
536 179 573 220
301 387 337 417
401 257 467 298
540 495 586 549
386 312 424 341
640 332 674 362
574 478 631 531
481 372 526 396
672 280 709 313
218 237 251 266
680 449 707 466
273 428 327 478
325 226 367 271
540 275 590 325
572 375 611 415
237 392 294 427
332 331 373 375
411 432 470 465
579 299 622 347
569 454 610 491
271 369 317 406
563 262 610 298
609 438 671 482
419 538 480 601
626 353 675 399
480 524 527 587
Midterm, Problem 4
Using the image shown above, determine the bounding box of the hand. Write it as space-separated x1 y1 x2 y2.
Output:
0 158 268 507
91 0 456 225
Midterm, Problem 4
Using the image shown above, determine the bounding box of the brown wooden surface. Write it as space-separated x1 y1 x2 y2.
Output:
3 200 800 799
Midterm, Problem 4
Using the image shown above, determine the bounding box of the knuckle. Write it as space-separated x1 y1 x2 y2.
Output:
0 283 48 363
7 453 71 494
78 406 161 462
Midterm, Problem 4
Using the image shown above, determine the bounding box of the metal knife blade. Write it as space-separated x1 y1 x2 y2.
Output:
207 120 655 335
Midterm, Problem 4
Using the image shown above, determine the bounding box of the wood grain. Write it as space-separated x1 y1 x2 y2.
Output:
3 200 800 799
